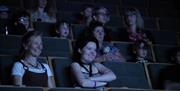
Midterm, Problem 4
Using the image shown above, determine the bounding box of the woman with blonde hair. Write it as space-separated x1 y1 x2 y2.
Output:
119 7 153 43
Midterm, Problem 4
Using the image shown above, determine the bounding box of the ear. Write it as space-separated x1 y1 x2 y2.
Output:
80 11 84 15
133 50 136 54
78 48 82 54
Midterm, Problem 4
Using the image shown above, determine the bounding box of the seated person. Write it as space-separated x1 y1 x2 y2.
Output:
31 0 57 23
119 7 153 44
159 48 180 90
0 5 10 35
11 31 54 87
85 21 126 63
53 21 71 39
11 10 34 35
129 41 153 63
71 36 116 91
75 4 93 26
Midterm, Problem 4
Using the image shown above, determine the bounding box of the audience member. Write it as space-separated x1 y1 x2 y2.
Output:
119 7 153 43
53 21 71 39
71 36 116 91
85 21 126 63
129 41 152 63
75 4 93 26
159 49 180 90
0 5 11 35
92 6 110 25
11 31 54 87
11 10 33 35
31 0 57 23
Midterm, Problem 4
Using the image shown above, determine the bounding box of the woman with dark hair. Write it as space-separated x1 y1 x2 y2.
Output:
11 31 54 87
71 36 116 91
85 21 126 63
31 0 56 23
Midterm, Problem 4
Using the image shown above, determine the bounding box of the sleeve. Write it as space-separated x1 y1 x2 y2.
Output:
43 64 53 77
11 62 25 77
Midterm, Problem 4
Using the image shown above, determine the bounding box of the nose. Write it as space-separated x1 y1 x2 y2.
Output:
91 51 96 57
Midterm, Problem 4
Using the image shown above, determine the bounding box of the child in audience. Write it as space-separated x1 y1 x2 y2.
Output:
12 31 54 87
71 36 116 91
11 10 33 35
130 41 152 63
159 48 180 90
54 21 70 39
119 7 153 43
85 21 126 63
31 0 56 23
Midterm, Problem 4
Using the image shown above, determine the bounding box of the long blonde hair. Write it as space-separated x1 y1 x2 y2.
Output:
123 7 144 29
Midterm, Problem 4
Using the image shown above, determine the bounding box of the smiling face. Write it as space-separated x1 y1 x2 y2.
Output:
24 36 43 57
79 41 97 64
93 26 105 43
58 23 69 38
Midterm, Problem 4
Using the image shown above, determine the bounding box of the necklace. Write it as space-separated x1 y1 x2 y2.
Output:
26 61 39 69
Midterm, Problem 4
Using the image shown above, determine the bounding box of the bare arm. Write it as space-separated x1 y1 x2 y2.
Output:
89 63 116 82
48 76 55 88
13 75 25 86
71 62 107 88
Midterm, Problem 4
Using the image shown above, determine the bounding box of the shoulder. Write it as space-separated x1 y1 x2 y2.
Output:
13 61 23 67
71 62 80 68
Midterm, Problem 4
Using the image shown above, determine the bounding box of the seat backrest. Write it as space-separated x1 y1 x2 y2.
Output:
51 57 73 87
153 45 179 63
33 22 55 37
0 35 21 55
150 31 178 45
42 37 72 57
147 63 173 89
103 62 150 89
0 55 16 85
49 88 99 91
0 86 43 91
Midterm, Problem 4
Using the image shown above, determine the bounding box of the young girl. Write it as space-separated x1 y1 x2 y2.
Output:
12 31 54 87
71 37 116 91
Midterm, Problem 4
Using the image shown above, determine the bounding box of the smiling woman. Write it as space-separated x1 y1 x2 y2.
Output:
71 36 116 91
11 31 54 88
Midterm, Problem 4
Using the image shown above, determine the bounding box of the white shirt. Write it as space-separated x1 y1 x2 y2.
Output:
12 60 53 77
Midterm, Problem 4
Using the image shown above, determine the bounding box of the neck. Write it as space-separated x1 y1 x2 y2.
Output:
98 41 103 49
24 55 37 65
38 7 44 13
128 24 136 33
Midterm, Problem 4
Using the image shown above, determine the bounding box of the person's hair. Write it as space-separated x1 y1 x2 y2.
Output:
18 31 42 59
85 21 111 42
130 40 149 57
73 36 99 62
13 10 30 24
93 6 109 16
80 4 93 13
170 48 180 64
123 7 144 29
32 0 57 17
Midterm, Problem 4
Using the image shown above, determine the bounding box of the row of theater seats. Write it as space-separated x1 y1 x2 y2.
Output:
0 86 155 91
1 35 179 62
0 55 178 90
